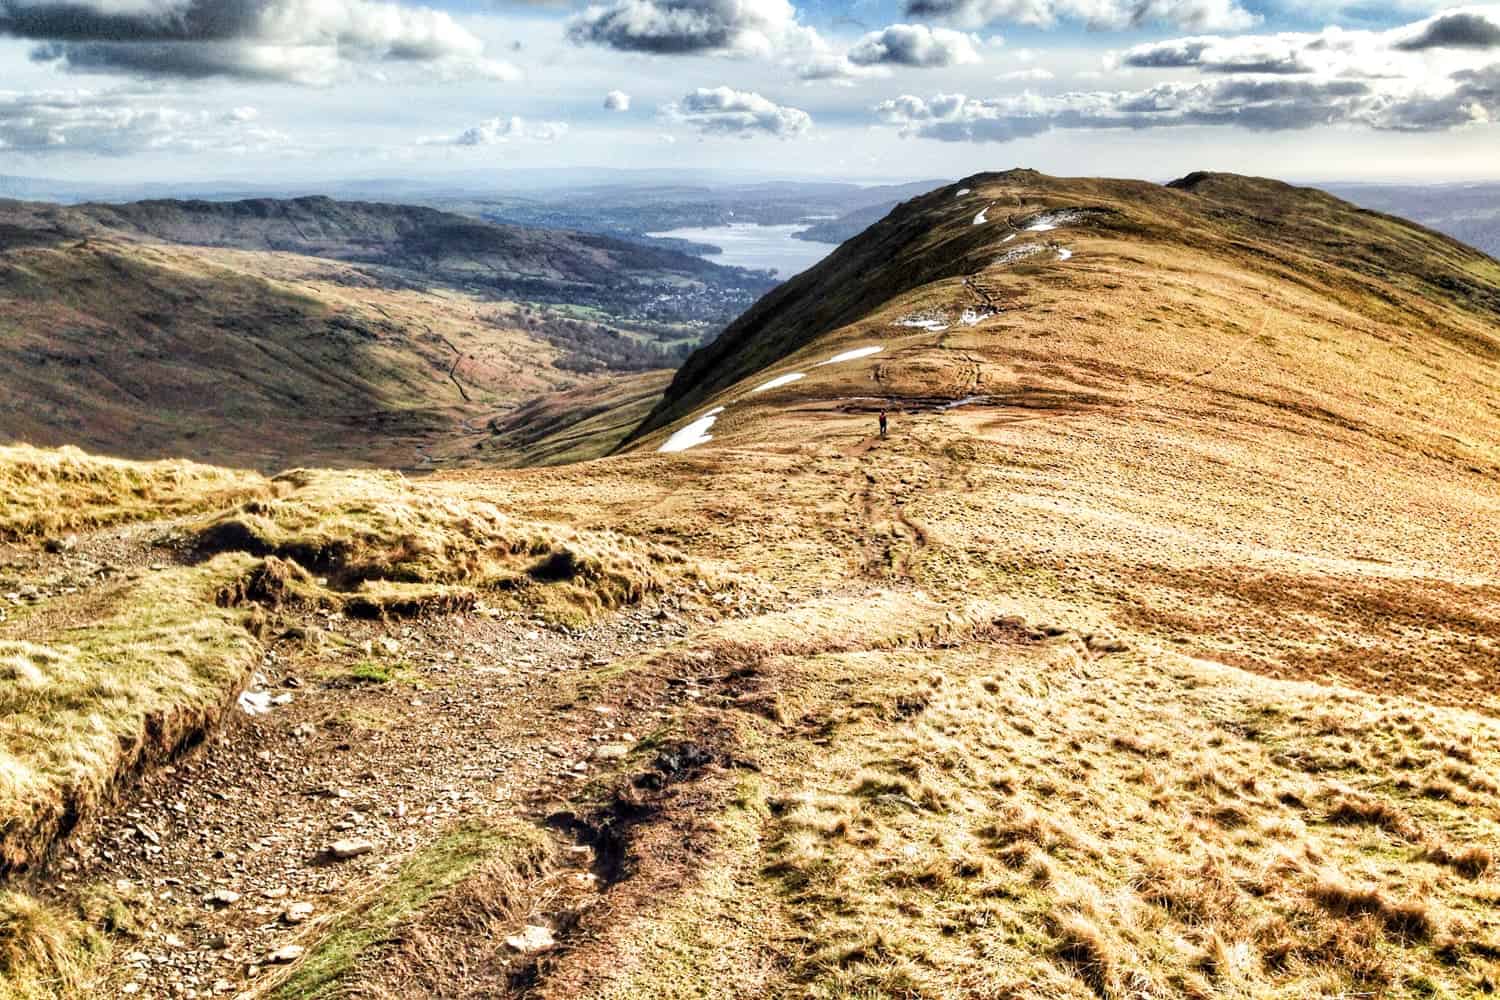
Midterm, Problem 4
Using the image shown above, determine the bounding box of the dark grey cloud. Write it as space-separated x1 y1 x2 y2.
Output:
566 0 805 56
0 0 256 42
0 0 510 83
1121 36 1311 73
1393 11 1500 51
847 23 980 67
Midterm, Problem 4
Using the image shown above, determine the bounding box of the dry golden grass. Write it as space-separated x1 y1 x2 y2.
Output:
0 882 144 1000
197 467 716 623
0 554 262 873
0 443 265 542
7 173 1500 999
518 585 1500 1000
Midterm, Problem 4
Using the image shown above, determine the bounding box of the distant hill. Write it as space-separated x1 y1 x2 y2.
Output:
792 202 896 245
1324 182 1500 258
3 196 773 329
0 195 772 469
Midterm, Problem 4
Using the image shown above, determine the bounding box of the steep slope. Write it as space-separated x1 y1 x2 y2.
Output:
0 196 755 469
0 233 571 470
5 171 1500 1000
634 169 1500 447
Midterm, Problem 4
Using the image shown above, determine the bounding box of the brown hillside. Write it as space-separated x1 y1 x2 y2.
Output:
4 172 1500 1000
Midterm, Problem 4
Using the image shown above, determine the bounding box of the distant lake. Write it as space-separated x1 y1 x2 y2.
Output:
646 223 834 279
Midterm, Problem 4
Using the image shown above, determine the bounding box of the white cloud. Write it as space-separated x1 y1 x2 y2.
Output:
997 66 1054 80
0 87 284 154
421 115 569 146
604 89 631 110
847 23 982 67
1116 10 1500 79
876 48 1500 142
664 86 811 136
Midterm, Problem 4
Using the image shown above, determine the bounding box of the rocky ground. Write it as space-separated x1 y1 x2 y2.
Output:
2 517 778 999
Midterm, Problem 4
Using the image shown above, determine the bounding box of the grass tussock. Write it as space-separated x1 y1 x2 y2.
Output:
717 634 1500 1000
197 468 711 622
1325 793 1421 841
0 884 141 1000
0 554 261 872
0 443 265 542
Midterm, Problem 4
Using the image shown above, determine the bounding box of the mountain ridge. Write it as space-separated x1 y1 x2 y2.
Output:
631 169 1500 444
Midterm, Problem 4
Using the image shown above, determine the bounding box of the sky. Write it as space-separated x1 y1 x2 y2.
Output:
1 0 1498 184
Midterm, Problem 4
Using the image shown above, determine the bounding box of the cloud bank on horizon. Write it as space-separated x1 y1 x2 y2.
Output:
0 0 1496 178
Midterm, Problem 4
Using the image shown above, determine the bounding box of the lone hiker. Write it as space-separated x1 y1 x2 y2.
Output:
879 409 889 439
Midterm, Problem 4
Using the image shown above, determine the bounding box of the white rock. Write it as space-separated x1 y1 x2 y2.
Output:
505 925 556 954
326 838 375 860
283 902 315 924
266 945 305 964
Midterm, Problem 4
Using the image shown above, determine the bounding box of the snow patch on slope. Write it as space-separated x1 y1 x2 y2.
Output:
815 346 884 366
659 407 724 453
752 372 806 393
994 243 1047 265
897 317 949 332
1025 210 1085 232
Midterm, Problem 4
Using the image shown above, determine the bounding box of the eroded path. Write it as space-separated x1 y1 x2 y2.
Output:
4 517 767 999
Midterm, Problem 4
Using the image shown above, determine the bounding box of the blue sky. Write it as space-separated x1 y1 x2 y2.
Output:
1 0 1498 183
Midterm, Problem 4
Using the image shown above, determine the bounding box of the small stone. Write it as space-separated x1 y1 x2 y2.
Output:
263 887 289 900
325 838 375 860
43 534 77 554
283 902 315 924
593 744 629 761
203 889 240 907
121 984 142 995
504 925 555 954
266 945 305 964
164 934 186 949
